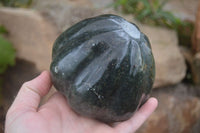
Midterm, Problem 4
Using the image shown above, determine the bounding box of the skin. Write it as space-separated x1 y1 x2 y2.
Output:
5 71 158 133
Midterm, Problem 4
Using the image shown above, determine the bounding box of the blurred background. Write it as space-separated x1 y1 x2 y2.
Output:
0 0 200 132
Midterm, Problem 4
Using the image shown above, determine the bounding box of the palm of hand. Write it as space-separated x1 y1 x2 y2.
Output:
5 71 157 133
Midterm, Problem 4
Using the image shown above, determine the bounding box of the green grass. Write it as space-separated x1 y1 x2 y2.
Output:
0 25 15 74
0 25 15 99
113 0 188 29
0 0 32 8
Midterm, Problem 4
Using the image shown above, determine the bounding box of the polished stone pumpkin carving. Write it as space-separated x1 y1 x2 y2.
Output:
50 14 155 123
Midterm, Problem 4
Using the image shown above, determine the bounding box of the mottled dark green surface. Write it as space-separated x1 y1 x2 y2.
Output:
50 14 155 123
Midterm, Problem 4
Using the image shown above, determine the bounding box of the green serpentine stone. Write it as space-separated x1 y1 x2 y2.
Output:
50 14 155 123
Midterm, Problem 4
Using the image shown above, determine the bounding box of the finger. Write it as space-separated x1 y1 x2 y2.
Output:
114 97 158 133
10 71 52 112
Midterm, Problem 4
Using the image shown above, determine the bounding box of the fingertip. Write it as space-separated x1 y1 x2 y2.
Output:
149 97 158 103
137 97 158 115
39 70 51 83
29 70 52 96
114 97 158 133
146 97 158 110
41 70 51 77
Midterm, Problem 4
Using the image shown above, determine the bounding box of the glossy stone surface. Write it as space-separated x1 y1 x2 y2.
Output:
50 14 155 123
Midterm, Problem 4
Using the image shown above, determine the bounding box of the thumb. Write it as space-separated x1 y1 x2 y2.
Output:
9 71 52 112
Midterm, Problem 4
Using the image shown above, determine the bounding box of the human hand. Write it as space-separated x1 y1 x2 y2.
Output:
5 71 158 133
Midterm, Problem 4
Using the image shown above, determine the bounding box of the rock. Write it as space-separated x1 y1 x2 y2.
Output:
50 14 155 122
126 15 186 88
141 25 186 88
33 0 112 9
33 2 101 31
32 0 117 31
87 0 113 8
0 8 58 71
137 84 200 133
163 0 198 22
